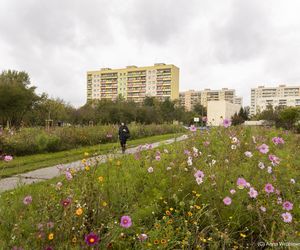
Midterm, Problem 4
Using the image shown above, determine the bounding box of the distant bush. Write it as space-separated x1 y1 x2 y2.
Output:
0 124 184 156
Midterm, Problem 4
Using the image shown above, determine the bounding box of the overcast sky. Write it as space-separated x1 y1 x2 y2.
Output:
1 0 300 107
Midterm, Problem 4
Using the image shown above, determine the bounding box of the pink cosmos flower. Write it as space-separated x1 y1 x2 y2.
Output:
4 155 13 162
147 167 153 173
269 154 280 165
272 137 285 145
230 189 236 195
237 178 247 188
203 141 210 147
85 232 100 246
189 125 197 132
194 170 204 179
223 119 231 128
223 197 232 205
282 201 293 211
155 155 161 161
61 198 72 207
281 212 292 223
258 144 269 154
23 195 32 205
264 183 275 193
184 150 191 155
65 171 73 180
248 187 258 198
120 215 132 228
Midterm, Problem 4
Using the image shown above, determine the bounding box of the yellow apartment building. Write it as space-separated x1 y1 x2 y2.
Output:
87 63 179 103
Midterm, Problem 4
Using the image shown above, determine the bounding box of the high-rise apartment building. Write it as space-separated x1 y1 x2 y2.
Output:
200 88 236 107
233 97 243 105
180 88 242 111
87 63 179 103
250 85 300 116
179 90 201 111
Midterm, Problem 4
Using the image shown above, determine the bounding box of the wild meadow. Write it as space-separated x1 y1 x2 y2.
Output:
0 124 183 156
0 125 299 249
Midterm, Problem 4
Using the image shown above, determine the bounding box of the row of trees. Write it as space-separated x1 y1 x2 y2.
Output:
254 104 300 131
0 70 207 127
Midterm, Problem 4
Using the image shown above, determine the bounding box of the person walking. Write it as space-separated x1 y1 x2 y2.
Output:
118 122 130 154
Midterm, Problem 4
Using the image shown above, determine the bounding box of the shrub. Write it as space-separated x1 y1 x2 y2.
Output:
0 124 184 156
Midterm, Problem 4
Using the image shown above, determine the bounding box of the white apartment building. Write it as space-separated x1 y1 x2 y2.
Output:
250 85 300 116
179 90 201 111
180 88 242 111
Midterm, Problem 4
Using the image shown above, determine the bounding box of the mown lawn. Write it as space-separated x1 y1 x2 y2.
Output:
0 126 299 249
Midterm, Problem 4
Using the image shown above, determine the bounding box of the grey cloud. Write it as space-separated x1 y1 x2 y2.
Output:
211 0 272 63
119 0 200 44
1 0 300 107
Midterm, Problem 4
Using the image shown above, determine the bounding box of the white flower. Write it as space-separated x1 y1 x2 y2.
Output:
244 151 253 158
192 147 198 153
166 167 172 171
231 145 237 150
232 137 238 143
258 162 265 169
187 156 193 166
290 178 296 184
260 206 266 212
147 167 154 173
211 160 216 165
196 177 203 185
267 166 272 174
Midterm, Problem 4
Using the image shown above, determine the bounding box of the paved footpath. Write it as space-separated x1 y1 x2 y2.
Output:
0 135 188 193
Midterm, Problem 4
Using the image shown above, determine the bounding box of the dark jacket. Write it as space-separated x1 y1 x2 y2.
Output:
118 125 130 141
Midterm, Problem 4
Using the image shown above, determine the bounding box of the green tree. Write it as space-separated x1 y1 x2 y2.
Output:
277 107 300 130
0 70 39 127
193 103 207 117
